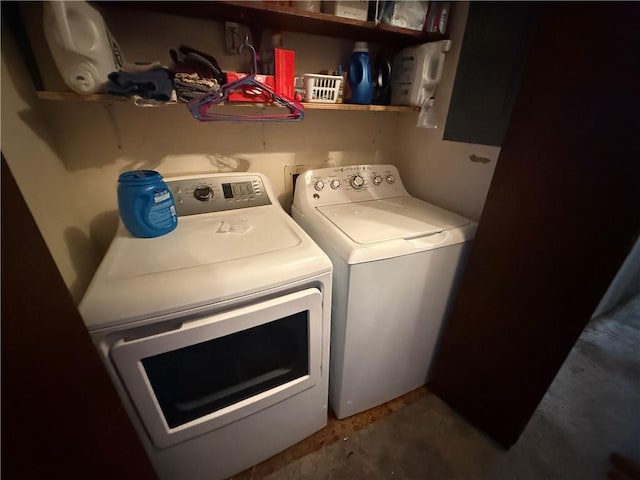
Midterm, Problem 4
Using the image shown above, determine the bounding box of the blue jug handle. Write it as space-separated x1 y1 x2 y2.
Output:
134 193 154 233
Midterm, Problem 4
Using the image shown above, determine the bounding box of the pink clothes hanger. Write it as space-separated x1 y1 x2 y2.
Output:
187 40 304 122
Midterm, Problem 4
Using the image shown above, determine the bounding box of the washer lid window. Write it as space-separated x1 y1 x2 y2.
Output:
316 196 470 245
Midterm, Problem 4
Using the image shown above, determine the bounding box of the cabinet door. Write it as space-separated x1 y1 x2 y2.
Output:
443 2 540 146
429 3 640 447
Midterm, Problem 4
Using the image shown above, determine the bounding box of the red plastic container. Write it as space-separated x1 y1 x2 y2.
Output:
226 72 275 102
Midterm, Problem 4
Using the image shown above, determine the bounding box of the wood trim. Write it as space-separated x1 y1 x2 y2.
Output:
0 156 157 479
36 91 419 111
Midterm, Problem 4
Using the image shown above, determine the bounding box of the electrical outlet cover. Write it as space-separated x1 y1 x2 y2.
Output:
284 163 335 193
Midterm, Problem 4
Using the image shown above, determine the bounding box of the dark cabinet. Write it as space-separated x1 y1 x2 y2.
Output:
443 2 540 146
1 157 156 478
430 2 640 447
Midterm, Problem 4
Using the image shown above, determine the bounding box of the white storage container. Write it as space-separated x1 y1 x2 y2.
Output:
391 40 452 106
321 1 369 21
380 1 428 31
43 1 123 94
299 74 343 103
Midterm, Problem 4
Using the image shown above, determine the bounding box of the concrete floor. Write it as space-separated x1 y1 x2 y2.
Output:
254 294 640 480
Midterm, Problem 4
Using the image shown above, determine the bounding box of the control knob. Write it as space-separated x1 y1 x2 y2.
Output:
330 179 341 189
314 180 325 191
193 185 213 201
350 174 365 189
386 175 396 184
373 175 383 185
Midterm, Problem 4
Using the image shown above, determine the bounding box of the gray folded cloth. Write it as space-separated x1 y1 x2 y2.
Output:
107 67 173 101
174 72 221 102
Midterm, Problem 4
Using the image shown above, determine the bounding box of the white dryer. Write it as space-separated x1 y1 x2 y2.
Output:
292 164 476 419
79 172 332 480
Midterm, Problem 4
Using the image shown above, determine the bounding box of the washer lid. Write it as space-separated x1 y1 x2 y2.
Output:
316 196 470 244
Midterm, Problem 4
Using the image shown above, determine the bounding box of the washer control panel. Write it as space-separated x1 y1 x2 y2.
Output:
293 164 408 208
167 174 271 216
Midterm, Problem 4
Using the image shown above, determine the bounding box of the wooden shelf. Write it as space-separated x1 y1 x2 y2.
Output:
32 2 435 114
301 103 418 112
99 1 447 47
36 91 419 112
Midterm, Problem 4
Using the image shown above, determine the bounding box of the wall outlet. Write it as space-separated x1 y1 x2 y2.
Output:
284 162 335 195
281 162 335 214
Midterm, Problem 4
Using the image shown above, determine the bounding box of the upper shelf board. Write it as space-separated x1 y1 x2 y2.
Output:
98 1 448 46
36 91 420 112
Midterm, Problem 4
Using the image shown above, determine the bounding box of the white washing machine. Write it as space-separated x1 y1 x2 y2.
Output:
292 164 476 419
79 172 332 480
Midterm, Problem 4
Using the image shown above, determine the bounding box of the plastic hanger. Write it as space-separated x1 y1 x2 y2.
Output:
187 40 304 122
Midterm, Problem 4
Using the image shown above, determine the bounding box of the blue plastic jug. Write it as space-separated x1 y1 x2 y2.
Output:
347 42 373 105
117 170 177 238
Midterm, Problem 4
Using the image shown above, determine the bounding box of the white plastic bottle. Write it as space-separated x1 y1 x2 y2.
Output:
390 40 452 107
43 1 123 94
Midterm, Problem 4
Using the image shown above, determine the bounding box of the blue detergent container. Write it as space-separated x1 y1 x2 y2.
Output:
117 170 177 238
347 41 373 105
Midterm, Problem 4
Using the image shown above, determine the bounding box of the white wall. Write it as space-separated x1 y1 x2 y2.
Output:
592 235 640 318
1 24 101 303
394 2 501 222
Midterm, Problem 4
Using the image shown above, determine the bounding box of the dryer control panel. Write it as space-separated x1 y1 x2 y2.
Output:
293 165 408 209
167 174 271 216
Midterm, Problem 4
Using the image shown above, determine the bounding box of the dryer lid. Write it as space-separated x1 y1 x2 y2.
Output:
105 207 301 279
79 205 333 330
316 196 470 244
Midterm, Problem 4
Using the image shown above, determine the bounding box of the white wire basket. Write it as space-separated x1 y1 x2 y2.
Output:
299 73 343 103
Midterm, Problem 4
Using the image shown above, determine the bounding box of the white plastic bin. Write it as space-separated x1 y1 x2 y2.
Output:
300 74 343 103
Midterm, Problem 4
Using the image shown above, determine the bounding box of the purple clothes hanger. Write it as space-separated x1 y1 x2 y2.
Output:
187 40 304 122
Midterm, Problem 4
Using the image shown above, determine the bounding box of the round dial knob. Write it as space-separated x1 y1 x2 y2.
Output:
373 175 383 185
330 179 341 189
193 185 213 201
386 175 396 184
350 174 365 189
314 180 325 191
